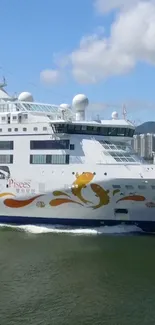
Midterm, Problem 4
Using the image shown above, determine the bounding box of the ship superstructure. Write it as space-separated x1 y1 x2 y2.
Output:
0 84 154 232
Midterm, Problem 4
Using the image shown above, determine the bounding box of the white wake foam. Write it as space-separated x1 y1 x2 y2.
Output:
0 223 143 235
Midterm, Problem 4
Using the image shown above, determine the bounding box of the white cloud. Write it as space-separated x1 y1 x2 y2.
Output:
94 0 140 14
40 69 62 85
68 1 155 84
41 0 155 85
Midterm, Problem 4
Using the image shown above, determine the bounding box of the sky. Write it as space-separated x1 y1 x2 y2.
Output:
1 0 155 123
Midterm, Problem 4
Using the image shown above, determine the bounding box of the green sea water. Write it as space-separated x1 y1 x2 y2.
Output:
0 225 155 325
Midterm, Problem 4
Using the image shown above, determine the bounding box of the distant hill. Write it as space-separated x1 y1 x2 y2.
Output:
135 121 155 135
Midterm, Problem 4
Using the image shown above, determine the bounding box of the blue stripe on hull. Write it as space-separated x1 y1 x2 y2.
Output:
0 215 154 232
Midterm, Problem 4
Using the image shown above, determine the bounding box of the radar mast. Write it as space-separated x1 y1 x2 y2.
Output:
0 76 7 89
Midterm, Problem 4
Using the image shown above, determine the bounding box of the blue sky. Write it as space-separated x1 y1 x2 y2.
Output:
1 0 155 123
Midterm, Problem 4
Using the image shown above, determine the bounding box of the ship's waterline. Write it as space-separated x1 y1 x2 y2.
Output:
0 215 154 233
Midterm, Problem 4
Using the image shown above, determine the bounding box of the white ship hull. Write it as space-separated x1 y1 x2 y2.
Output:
0 164 155 232
0 86 154 232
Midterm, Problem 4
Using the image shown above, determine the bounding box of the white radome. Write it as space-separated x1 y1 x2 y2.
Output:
18 92 34 102
59 103 71 110
111 111 118 120
72 94 89 112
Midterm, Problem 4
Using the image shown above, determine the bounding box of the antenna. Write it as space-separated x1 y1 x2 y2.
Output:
122 103 127 120
12 92 18 100
0 76 7 89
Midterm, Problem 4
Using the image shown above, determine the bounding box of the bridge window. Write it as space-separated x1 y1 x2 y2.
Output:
0 141 13 150
126 129 134 137
53 124 134 137
30 140 70 150
53 124 68 133
30 154 69 164
108 128 117 136
117 128 126 136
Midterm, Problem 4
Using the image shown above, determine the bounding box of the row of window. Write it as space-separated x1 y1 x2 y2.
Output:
100 140 143 163
0 127 48 132
53 124 134 137
0 140 75 151
100 140 130 151
112 184 148 190
30 154 70 164
110 151 137 163
0 154 70 165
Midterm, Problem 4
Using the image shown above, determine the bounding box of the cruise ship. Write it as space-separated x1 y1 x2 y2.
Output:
0 81 155 232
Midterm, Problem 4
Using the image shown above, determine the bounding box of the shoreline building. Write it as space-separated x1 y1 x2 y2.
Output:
131 133 155 163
